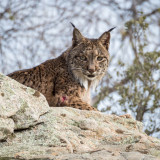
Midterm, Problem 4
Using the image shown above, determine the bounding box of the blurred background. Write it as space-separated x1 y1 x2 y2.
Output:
0 0 160 138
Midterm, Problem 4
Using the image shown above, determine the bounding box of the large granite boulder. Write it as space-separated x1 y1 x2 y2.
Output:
0 73 160 160
0 73 50 140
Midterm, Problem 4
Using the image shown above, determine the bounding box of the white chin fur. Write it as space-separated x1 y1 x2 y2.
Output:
72 71 101 90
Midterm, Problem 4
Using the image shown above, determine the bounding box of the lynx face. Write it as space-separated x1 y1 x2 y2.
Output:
67 27 111 90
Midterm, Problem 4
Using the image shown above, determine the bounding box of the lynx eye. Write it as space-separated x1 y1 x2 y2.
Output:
80 56 87 61
97 56 103 61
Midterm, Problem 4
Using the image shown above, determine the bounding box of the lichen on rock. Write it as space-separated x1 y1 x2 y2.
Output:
0 72 49 131
0 73 160 160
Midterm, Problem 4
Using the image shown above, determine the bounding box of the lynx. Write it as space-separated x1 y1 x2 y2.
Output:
8 24 115 111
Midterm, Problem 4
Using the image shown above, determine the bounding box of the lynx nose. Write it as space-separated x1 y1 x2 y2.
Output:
88 69 95 74
88 64 95 74
88 66 95 73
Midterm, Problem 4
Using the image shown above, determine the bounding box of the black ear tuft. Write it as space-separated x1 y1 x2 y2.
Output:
70 22 76 28
71 23 85 47
107 27 116 33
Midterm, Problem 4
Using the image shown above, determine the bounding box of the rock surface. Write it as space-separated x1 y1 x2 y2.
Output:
0 73 160 160
0 73 50 140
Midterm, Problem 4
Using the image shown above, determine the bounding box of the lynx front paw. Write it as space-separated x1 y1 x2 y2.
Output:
55 94 98 111
69 101 98 111
86 105 98 111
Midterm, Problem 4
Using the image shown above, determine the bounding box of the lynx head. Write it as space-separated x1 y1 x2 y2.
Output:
67 24 115 90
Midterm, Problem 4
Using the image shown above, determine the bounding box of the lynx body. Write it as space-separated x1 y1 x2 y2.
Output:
8 25 114 110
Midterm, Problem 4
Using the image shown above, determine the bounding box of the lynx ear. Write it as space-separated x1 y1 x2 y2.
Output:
71 23 85 47
98 27 116 50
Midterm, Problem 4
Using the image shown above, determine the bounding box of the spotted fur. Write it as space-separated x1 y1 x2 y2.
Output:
8 26 114 111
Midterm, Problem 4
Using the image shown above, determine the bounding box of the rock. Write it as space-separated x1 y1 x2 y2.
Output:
0 118 14 141
0 73 50 133
0 73 160 159
0 107 160 160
